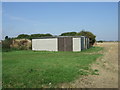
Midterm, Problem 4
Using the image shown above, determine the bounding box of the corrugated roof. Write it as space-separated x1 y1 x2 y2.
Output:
32 36 88 39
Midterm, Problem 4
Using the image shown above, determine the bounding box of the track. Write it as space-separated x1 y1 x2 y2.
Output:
58 42 118 88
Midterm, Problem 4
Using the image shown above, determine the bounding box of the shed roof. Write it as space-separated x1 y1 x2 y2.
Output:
32 36 88 39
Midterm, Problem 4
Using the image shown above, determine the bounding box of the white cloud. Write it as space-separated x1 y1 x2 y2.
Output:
7 15 40 26
9 16 33 23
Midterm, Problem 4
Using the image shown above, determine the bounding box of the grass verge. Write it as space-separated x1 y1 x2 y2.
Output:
3 47 103 88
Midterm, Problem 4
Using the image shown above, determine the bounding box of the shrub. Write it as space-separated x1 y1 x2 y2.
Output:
2 38 13 52
17 40 30 50
97 40 103 43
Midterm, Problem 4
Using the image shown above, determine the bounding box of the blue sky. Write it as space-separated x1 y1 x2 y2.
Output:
2 2 118 41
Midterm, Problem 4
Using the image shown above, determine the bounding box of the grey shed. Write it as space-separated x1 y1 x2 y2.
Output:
32 36 90 51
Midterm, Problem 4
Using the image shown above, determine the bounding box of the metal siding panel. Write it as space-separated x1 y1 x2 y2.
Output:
81 36 86 50
88 38 90 48
73 38 81 51
85 37 87 49
79 38 81 51
70 37 73 51
65 37 73 51
86 38 88 49
32 38 58 51
86 38 89 49
58 37 73 51
84 37 86 49
81 37 84 50
58 38 64 51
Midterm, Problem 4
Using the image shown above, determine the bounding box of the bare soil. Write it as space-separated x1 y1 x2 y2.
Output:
57 42 118 88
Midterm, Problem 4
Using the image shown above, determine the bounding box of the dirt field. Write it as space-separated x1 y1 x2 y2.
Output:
58 42 118 88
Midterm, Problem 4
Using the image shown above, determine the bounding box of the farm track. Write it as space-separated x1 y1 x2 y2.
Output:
57 42 118 88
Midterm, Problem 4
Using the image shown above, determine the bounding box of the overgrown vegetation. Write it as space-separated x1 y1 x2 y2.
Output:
2 30 96 52
4 30 96 45
82 46 103 53
77 31 96 45
60 32 77 36
2 38 13 52
97 40 103 43
16 33 53 39
60 30 96 45
3 47 103 88
2 38 31 52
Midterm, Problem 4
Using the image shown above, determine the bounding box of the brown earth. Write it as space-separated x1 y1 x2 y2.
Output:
57 42 118 88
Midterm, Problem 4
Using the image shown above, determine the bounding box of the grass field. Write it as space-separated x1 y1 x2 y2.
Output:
3 47 103 88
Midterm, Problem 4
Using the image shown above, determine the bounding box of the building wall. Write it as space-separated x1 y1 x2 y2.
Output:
58 37 73 51
81 36 86 50
87 38 89 48
32 37 89 52
87 38 90 48
73 38 81 51
58 38 64 51
85 37 88 49
32 38 58 51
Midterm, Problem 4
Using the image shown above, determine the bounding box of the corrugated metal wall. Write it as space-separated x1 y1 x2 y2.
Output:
81 36 85 50
85 37 88 49
32 38 58 51
32 36 89 52
87 38 90 48
58 38 64 51
58 37 73 51
73 38 81 51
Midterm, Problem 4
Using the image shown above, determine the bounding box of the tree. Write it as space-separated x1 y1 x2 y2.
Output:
30 34 41 38
16 33 53 40
44 33 53 37
5 36 9 40
2 38 13 52
17 34 30 39
77 30 96 45
30 33 53 39
60 32 77 36
97 40 103 43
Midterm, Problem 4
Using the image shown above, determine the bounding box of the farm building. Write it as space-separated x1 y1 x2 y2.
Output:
32 36 90 51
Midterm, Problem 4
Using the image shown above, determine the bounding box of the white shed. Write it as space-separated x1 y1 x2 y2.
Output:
32 36 89 51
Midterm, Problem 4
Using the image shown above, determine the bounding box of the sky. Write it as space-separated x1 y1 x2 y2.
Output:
2 2 118 41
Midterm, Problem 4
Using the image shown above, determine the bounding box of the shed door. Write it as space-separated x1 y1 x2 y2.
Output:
58 37 73 51
58 38 64 51
81 37 84 50
64 37 73 51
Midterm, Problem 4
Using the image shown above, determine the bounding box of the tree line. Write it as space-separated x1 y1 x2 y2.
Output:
5 30 95 44
4 30 96 51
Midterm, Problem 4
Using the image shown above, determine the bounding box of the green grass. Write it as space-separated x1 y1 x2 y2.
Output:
3 47 103 88
82 46 103 53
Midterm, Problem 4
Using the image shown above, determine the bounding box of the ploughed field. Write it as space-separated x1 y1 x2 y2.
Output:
2 47 103 88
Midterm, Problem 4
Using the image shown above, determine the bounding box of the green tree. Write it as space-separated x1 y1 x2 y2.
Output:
30 34 41 38
44 33 53 37
2 38 13 52
17 34 30 39
30 33 52 39
60 32 77 36
77 30 96 45
5 36 9 40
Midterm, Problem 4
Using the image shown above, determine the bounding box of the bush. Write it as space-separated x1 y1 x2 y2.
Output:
60 32 77 36
2 38 32 52
17 40 31 50
77 30 96 45
2 38 13 52
97 40 103 43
